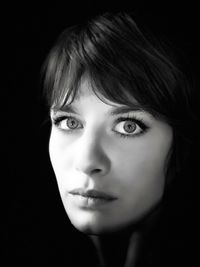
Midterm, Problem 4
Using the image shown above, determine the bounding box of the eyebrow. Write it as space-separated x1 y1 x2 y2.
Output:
51 104 145 116
51 105 79 114
109 105 144 116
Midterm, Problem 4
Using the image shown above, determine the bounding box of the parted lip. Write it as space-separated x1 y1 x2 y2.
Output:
68 188 117 200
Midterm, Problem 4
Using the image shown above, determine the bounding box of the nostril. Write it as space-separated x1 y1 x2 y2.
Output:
91 168 102 174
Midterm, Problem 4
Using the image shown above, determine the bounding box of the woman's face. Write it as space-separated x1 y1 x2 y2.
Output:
49 78 173 234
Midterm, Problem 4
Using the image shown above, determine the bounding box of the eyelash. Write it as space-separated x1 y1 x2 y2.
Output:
52 116 76 125
114 117 149 138
52 115 82 131
51 115 149 138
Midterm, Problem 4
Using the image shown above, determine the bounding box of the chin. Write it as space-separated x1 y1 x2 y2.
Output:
69 218 112 235
68 214 137 236
64 202 158 235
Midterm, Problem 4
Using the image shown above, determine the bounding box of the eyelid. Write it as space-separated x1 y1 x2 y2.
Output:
112 115 149 136
51 112 150 136
51 114 83 130
51 112 82 122
114 116 148 129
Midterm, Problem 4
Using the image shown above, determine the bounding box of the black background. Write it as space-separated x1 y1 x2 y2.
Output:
6 2 200 266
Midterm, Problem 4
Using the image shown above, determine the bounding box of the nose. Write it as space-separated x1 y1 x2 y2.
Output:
74 131 111 177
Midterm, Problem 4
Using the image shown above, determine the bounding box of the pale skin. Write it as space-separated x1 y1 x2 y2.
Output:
49 78 173 236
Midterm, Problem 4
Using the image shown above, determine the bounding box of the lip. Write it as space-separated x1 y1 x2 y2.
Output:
68 188 117 209
69 188 117 200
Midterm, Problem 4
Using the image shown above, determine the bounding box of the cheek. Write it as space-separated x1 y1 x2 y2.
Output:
49 130 76 191
115 125 172 177
112 152 166 211
111 130 172 204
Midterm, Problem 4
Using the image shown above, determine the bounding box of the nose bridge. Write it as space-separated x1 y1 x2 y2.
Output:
74 127 110 176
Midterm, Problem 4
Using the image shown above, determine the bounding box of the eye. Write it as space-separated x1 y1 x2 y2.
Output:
52 116 83 131
113 117 148 137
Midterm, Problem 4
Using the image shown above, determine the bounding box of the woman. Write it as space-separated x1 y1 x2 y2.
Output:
42 12 197 267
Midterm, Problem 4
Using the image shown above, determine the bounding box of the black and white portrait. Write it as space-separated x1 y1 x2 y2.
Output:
8 3 199 267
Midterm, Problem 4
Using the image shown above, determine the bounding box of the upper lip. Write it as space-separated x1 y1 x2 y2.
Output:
69 188 117 200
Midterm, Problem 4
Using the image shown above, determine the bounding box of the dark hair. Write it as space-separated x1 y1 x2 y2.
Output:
42 12 196 177
41 12 198 266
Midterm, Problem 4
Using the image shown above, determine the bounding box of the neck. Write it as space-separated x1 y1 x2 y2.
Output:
91 227 142 267
90 205 162 267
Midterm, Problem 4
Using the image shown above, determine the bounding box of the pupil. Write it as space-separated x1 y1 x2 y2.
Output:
124 121 136 133
67 118 78 129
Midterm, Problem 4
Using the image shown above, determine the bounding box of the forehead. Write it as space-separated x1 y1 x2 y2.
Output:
61 81 137 112
66 76 140 108
51 78 155 122
75 78 95 100
51 75 161 122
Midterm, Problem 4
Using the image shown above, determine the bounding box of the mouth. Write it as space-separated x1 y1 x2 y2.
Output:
68 189 117 209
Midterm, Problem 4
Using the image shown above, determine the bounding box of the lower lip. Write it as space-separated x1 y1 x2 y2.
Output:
68 194 116 209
